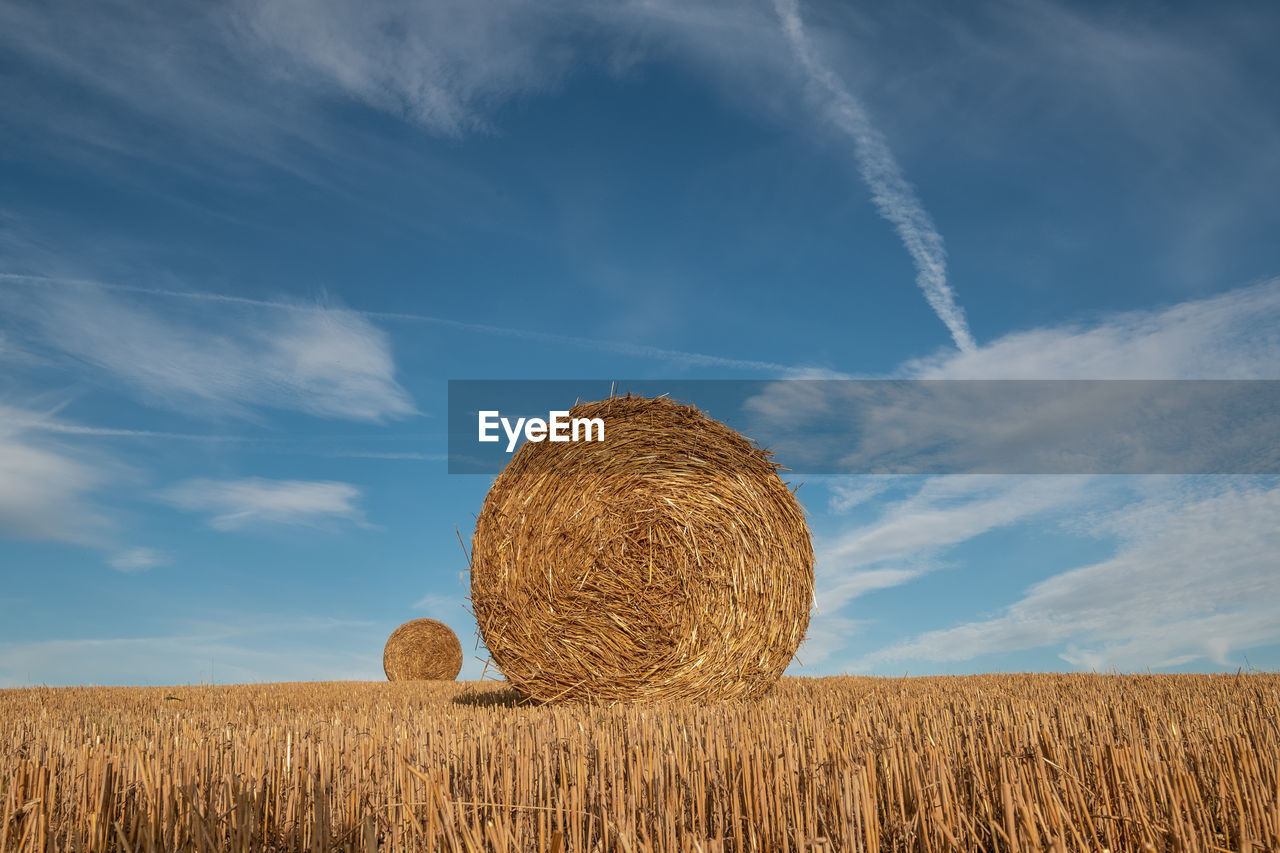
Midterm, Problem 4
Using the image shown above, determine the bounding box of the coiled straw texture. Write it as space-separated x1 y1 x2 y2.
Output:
471 395 813 702
383 618 463 681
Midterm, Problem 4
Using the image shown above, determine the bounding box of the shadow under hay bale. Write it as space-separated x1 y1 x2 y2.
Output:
451 687 528 708
471 394 814 703
383 618 463 681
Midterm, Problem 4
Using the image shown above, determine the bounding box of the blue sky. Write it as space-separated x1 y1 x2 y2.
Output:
1 0 1278 685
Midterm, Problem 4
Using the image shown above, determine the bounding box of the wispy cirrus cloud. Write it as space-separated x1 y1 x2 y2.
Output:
2 273 819 377
799 280 1280 673
4 0 1271 244
2 281 416 422
818 476 1094 611
412 593 461 618
741 280 1280 479
0 394 448 455
162 477 367 531
797 475 1101 671
107 547 169 573
0 0 774 153
825 476 896 513
850 479 1280 672
0 331 33 366
236 0 588 139
19 0 1265 369
742 281 1280 484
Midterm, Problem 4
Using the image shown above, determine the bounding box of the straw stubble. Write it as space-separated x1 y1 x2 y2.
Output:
3 675 1277 852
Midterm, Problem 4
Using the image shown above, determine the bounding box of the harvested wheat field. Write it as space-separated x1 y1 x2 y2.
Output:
2 674 1277 852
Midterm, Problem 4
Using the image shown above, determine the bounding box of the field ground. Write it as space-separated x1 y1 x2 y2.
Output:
2 674 1277 852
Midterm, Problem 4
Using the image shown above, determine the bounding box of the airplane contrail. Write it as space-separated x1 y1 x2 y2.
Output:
771 0 978 353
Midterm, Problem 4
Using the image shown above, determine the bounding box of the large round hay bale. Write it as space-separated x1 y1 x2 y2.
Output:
383 618 463 681
470 395 813 702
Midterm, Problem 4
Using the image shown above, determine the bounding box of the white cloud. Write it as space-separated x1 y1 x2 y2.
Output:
825 475 896 513
794 282 1280 673
0 0 617 171
0 0 963 154
903 279 1280 380
2 273 815 377
742 281 1280 476
6 283 416 422
413 592 464 619
792 476 1101 676
162 477 367 531
107 547 168 573
851 479 1280 672
236 0 589 138
0 407 114 545
824 477 1074 568
816 475 1094 613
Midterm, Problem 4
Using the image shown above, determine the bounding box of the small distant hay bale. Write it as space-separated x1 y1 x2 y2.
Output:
471 395 814 703
383 618 463 681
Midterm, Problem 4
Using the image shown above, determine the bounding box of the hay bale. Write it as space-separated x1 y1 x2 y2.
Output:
471 395 813 703
383 618 463 681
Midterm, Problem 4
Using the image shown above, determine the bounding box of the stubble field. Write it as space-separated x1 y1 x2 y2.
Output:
2 673 1277 852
